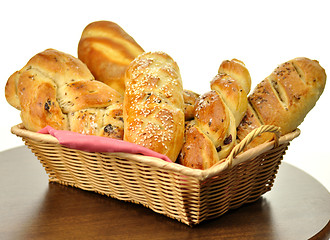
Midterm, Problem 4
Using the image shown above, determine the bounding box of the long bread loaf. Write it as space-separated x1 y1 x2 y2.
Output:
123 51 185 162
237 57 326 148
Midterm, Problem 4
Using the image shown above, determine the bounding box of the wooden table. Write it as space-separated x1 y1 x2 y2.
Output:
0 146 329 240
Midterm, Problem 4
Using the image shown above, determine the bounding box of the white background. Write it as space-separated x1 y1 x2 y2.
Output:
1 0 329 191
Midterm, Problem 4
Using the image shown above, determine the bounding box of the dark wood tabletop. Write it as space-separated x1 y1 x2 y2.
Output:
0 146 329 240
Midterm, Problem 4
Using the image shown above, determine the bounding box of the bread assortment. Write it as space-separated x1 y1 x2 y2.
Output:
178 59 251 169
5 20 327 168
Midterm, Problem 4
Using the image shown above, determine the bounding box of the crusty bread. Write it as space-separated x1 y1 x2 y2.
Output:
179 59 251 169
237 57 327 148
78 21 144 95
123 51 185 162
5 49 124 139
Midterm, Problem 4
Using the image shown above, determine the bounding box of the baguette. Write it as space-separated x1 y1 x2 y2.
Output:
123 51 185 162
237 57 326 148
179 59 251 169
5 49 124 139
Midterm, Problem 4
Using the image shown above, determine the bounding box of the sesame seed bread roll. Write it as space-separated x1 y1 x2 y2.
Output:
237 57 326 148
123 51 185 162
179 59 251 169
78 21 145 95
5 49 124 139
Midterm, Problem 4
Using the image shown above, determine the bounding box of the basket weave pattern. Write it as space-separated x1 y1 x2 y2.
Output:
12 124 299 225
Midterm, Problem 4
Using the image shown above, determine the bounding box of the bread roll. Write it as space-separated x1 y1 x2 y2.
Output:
237 57 326 148
78 21 144 95
5 49 124 139
179 59 251 169
123 51 185 162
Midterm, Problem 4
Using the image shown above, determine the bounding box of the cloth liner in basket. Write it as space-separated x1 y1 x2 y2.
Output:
11 123 300 225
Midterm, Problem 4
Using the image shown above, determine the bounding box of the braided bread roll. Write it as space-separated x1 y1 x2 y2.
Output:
179 59 251 169
237 57 326 148
123 51 185 162
78 21 145 95
5 49 124 139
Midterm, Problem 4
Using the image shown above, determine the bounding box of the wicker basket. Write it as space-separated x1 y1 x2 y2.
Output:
11 123 300 225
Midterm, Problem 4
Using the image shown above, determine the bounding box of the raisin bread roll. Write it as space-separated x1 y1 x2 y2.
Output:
179 59 251 169
5 49 124 139
123 51 185 162
237 57 326 148
78 21 145 95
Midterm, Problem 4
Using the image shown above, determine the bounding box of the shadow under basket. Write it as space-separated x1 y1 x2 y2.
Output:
11 124 300 226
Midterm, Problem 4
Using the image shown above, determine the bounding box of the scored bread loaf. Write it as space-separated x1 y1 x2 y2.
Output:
5 48 124 139
237 57 326 148
123 51 185 162
78 20 145 95
179 59 251 169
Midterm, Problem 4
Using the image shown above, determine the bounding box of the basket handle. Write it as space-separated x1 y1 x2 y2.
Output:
226 125 281 167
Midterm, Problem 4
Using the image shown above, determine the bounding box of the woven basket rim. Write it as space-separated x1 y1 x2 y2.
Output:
11 123 300 181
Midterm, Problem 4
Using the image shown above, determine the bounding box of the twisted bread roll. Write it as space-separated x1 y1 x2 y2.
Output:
123 51 185 162
179 59 251 169
237 57 326 148
78 21 144 95
5 49 124 139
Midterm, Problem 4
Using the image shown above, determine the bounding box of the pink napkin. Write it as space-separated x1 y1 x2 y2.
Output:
38 126 172 163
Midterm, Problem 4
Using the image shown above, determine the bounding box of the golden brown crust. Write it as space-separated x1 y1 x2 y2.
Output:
194 91 229 145
212 59 251 126
211 74 247 126
194 91 236 160
218 58 251 94
123 51 185 162
5 49 124 139
78 21 144 95
5 71 21 109
237 57 326 148
18 69 68 132
178 122 218 169
183 89 199 121
236 104 274 149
